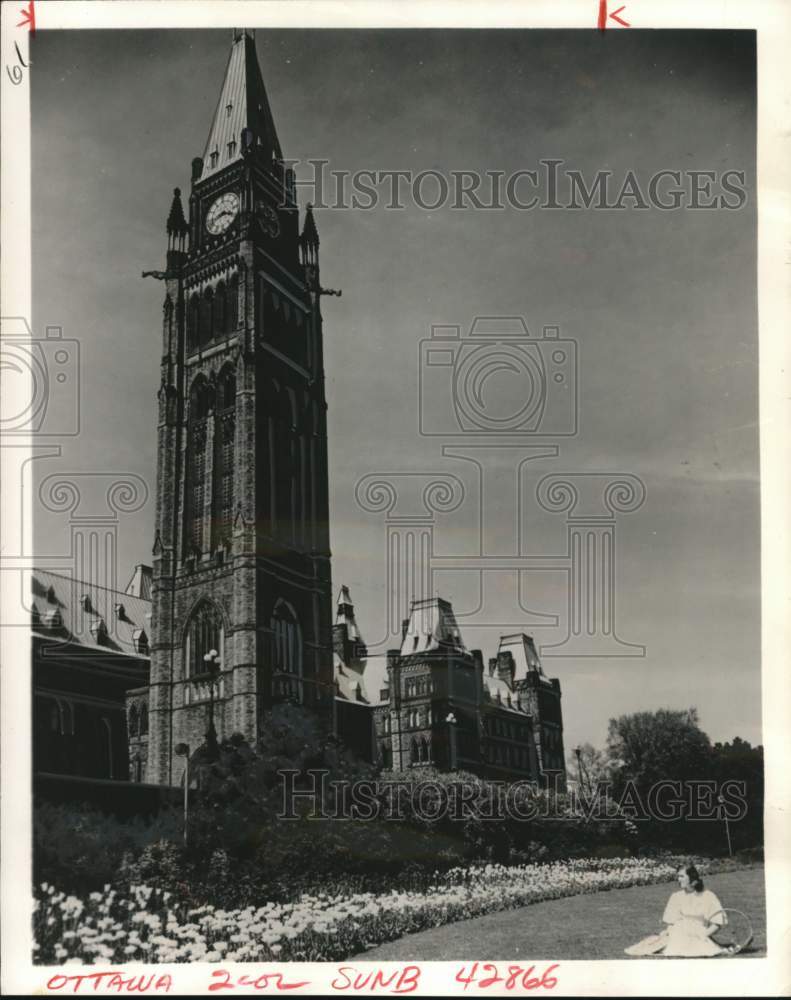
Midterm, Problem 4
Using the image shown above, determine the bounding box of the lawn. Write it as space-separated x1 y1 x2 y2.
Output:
353 866 766 961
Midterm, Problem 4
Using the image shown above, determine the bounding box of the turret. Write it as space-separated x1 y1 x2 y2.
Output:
300 204 320 290
166 187 189 271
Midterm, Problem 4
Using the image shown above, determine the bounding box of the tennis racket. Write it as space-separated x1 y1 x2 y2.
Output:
709 909 754 954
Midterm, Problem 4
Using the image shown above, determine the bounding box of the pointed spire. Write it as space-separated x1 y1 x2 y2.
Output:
200 30 282 181
335 585 360 640
166 187 188 236
301 204 319 248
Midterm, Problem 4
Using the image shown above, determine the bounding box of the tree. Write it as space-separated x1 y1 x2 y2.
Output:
606 707 712 797
566 742 610 797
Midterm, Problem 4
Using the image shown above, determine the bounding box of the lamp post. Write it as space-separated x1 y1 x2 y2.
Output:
572 745 585 797
191 648 221 760
174 742 190 846
446 712 458 771
717 794 733 857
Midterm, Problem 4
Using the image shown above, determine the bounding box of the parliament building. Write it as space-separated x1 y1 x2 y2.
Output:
31 30 565 792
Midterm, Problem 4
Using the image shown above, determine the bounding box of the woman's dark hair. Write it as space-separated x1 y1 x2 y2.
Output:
683 865 705 892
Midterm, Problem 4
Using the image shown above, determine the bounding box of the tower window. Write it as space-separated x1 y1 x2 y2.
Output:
185 601 224 679
212 367 236 547
186 378 210 555
227 139 237 158
209 150 219 169
225 103 233 117
271 600 302 702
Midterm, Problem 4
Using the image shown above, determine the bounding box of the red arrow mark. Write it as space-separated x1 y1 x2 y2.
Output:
597 1 630 30
609 5 630 27
17 0 35 33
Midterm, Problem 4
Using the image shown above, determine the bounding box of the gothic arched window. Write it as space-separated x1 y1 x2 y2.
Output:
140 704 149 736
185 378 210 555
381 741 392 769
410 739 419 765
184 601 224 680
212 367 235 547
213 282 227 336
199 286 213 346
228 274 239 333
187 294 200 353
421 736 431 763
270 600 302 702
128 703 139 738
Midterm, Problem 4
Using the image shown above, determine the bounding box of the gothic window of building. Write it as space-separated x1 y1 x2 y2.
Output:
381 742 392 769
184 601 224 680
212 367 236 547
228 273 239 332
271 600 302 702
420 736 430 763
187 294 200 353
213 282 227 335
198 286 213 347
410 738 419 765
140 704 149 736
384 715 391 735
185 378 210 555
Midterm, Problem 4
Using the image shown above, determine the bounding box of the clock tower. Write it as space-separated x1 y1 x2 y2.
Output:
147 29 333 785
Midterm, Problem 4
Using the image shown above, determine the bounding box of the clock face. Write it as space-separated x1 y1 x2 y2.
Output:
205 192 239 234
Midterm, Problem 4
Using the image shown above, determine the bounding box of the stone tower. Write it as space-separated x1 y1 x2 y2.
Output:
147 30 333 785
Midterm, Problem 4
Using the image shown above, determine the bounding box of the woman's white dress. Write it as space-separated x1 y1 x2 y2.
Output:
624 888 726 957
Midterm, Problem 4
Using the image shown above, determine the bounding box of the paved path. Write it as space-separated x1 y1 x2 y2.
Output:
353 868 766 961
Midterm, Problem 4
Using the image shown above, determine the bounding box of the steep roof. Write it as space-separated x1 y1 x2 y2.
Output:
124 564 153 601
200 29 282 181
399 597 466 656
496 633 545 682
335 585 363 643
31 569 151 660
482 673 532 715
334 651 389 705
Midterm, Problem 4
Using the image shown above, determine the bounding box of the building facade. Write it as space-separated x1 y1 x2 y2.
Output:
31 568 151 782
333 589 566 786
147 29 333 785
30 31 566 794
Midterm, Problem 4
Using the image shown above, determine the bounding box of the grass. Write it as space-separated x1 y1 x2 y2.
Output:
353 866 766 961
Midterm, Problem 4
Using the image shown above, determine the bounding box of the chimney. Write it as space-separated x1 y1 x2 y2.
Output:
496 650 515 686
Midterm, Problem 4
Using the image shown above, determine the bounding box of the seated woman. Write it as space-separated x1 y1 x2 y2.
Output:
625 865 734 957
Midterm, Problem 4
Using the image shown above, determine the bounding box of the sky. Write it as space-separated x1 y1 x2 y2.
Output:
30 28 759 750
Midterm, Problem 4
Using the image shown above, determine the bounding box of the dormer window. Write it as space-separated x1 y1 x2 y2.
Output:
209 150 219 169
132 628 149 656
43 608 62 630
89 617 107 643
227 139 237 158
225 102 233 117
80 594 93 614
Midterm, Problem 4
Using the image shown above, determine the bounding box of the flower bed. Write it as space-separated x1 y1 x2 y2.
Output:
35 856 708 964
